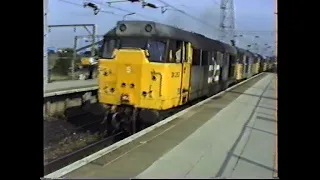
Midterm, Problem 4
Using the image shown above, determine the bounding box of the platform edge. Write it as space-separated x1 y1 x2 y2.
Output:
44 86 98 97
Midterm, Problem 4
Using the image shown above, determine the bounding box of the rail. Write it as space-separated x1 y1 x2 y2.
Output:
44 131 124 175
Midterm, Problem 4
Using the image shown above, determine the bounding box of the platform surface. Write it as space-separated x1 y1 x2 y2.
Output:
44 79 98 94
61 73 277 179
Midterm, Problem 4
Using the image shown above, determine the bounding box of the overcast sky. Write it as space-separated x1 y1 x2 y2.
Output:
47 0 276 55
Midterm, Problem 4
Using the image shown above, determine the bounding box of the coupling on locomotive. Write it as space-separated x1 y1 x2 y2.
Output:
82 20 275 135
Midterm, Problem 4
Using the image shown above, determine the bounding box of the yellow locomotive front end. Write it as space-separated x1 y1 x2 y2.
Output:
98 49 145 107
99 49 184 110
97 21 193 133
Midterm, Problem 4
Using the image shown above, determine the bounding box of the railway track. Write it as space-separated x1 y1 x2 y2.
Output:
44 131 126 175
43 96 207 175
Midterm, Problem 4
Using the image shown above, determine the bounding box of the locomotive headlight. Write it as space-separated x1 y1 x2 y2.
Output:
121 94 129 101
119 24 127 32
145 24 152 32
89 57 95 64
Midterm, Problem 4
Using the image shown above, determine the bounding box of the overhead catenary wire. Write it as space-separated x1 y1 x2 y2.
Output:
59 0 131 17
53 0 133 52
154 0 273 49
155 0 220 31
57 0 274 53
60 0 275 35
85 0 160 21
59 0 115 15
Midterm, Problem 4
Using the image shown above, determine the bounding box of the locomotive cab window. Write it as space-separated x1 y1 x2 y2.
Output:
242 55 246 64
223 53 229 66
229 54 236 64
175 41 183 63
201 51 209 66
212 51 217 63
245 56 250 73
236 54 242 63
185 42 190 62
120 38 167 62
182 41 187 62
241 55 244 64
216 51 223 65
192 49 202 66
101 37 167 62
146 40 166 62
228 54 236 77
101 38 118 59
168 40 186 63
120 38 147 49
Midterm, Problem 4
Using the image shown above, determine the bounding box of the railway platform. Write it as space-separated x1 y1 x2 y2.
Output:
45 73 277 179
44 79 98 97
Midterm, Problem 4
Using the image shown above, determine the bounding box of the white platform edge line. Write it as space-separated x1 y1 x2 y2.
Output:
45 73 265 178
44 86 98 97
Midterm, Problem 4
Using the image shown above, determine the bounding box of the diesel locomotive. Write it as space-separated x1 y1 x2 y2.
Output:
82 20 275 135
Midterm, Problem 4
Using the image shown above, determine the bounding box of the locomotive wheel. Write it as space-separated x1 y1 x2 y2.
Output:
111 112 127 130
130 108 139 134
139 109 160 126
111 110 135 134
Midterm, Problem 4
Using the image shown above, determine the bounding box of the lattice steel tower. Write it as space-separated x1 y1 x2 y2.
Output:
219 0 235 45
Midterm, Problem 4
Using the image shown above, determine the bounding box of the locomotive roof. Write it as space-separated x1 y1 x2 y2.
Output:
104 27 116 36
236 47 252 56
254 53 263 59
246 50 255 58
104 20 236 55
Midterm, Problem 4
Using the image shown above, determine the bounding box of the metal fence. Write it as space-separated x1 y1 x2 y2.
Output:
47 24 103 82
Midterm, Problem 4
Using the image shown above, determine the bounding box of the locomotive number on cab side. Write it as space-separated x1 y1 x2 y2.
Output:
171 72 180 78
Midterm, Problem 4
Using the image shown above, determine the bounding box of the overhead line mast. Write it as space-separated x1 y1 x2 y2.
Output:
219 0 235 45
